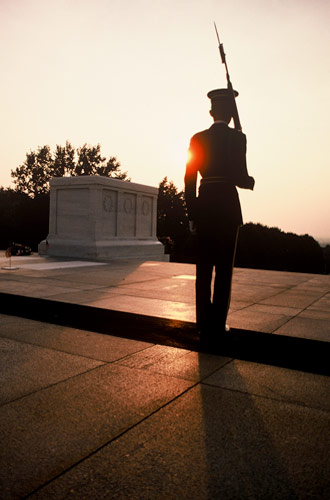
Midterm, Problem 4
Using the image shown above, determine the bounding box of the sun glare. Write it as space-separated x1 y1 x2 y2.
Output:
186 148 193 165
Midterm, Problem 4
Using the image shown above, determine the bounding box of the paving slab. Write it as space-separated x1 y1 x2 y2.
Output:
308 294 330 312
81 293 196 322
260 289 326 309
0 362 193 499
299 308 330 320
232 267 310 286
0 280 80 298
46 288 128 304
203 358 330 411
28 383 330 500
240 302 304 316
115 343 231 382
231 284 288 303
0 314 152 362
13 260 107 271
108 279 195 303
275 316 330 342
0 336 103 405
227 306 292 333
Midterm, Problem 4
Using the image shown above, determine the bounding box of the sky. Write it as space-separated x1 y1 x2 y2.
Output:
1 0 329 242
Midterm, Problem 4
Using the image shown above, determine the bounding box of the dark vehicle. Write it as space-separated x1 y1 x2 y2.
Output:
9 243 32 256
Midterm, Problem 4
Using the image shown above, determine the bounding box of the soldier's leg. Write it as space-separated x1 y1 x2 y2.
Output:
196 241 214 333
212 227 239 331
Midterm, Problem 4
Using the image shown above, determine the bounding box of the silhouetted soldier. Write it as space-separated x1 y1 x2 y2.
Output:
184 88 254 341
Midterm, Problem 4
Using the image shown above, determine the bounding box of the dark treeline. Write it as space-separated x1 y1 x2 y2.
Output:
1 166 329 274
156 178 329 275
235 223 325 274
0 189 49 252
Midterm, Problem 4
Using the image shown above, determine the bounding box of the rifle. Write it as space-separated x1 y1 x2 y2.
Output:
214 22 242 131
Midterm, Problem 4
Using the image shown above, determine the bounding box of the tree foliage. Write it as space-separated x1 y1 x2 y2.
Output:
0 187 49 251
157 177 189 249
11 141 130 197
235 223 325 274
323 245 330 274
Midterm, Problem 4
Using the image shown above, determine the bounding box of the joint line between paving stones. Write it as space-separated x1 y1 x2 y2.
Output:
197 357 234 383
22 380 202 500
110 343 159 365
115 354 235 382
3 275 195 305
272 288 330 334
228 284 293 314
0 362 113 408
39 274 173 289
201 381 330 413
0 344 164 408
0 329 154 364
23 360 237 498
230 283 329 332
0 332 107 364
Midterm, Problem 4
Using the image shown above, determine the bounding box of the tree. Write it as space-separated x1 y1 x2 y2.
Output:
97 156 128 180
11 146 53 197
323 245 330 274
75 143 106 176
52 141 76 178
0 187 49 251
157 177 189 259
75 143 127 179
11 142 130 197
157 177 189 240
235 223 325 274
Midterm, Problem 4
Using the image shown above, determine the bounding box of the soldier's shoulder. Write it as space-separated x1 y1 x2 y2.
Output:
228 128 246 145
190 128 210 142
228 128 246 139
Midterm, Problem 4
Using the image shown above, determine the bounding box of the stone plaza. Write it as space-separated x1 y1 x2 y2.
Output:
1 253 330 499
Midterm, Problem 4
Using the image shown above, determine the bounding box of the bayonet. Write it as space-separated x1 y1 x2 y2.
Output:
214 22 242 131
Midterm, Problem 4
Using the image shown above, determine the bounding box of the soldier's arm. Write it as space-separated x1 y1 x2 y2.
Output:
184 137 200 221
233 132 255 190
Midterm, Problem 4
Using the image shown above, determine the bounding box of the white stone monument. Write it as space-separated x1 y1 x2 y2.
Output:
39 176 168 261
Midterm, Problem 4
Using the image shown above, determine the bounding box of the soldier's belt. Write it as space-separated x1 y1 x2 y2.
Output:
201 176 232 185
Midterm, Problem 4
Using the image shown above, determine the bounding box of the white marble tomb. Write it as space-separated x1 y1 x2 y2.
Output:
38 176 168 261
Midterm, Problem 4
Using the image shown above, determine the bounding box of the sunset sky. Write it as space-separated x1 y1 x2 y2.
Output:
1 0 329 242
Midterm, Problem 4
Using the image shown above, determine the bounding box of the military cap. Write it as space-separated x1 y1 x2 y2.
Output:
207 88 239 101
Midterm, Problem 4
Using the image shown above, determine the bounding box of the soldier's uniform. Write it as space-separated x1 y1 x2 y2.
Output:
184 88 254 336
